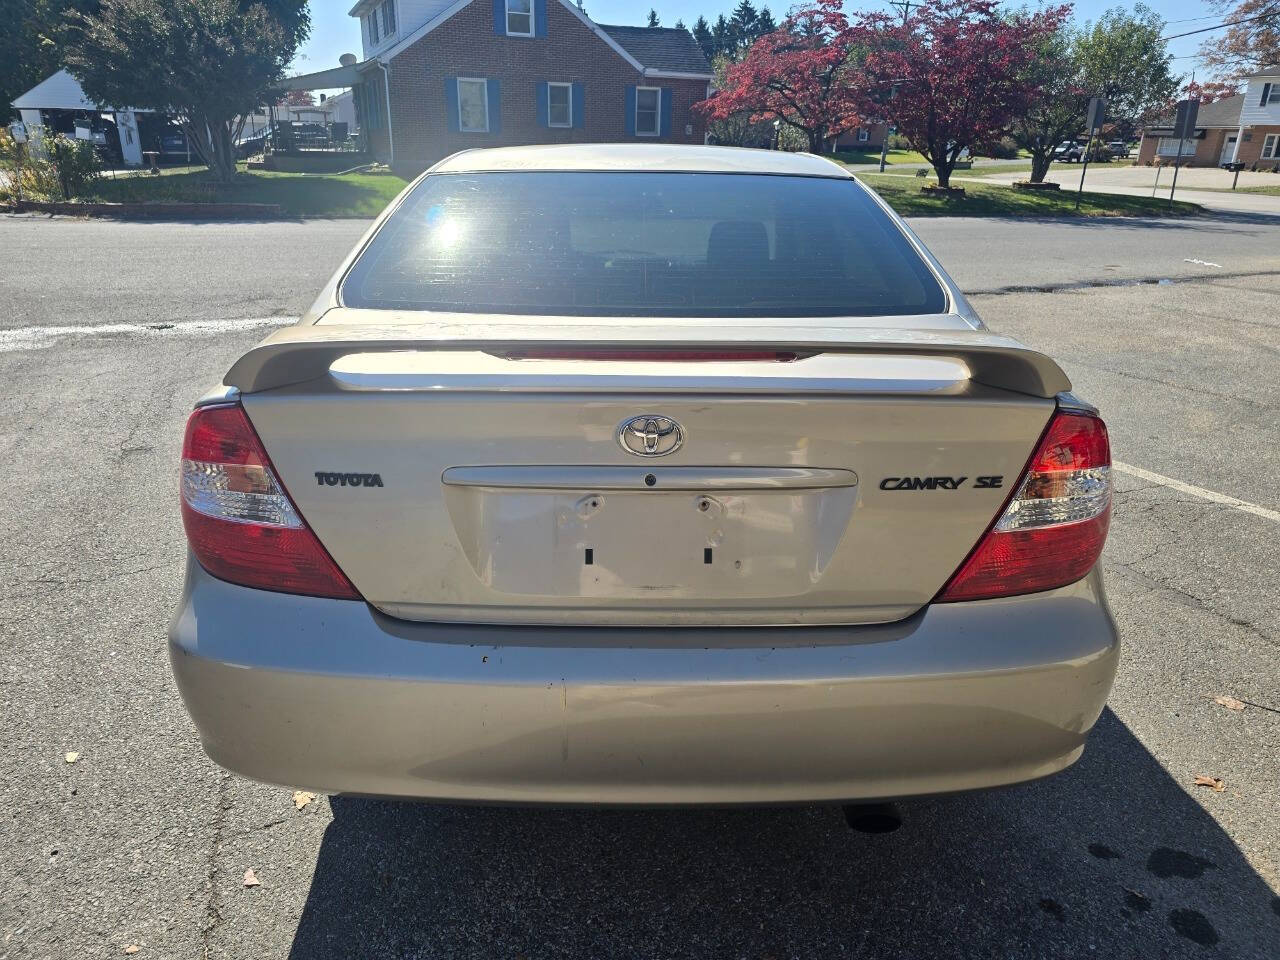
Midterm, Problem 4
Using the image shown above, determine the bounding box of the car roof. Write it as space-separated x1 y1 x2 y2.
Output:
429 144 853 178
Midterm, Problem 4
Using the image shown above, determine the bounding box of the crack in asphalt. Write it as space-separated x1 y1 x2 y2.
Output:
964 267 1280 298
201 773 231 959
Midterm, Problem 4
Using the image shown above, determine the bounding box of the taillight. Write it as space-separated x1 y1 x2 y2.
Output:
937 410 1111 602
180 403 361 600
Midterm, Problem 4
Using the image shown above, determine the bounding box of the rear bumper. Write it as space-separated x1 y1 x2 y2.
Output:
169 560 1119 804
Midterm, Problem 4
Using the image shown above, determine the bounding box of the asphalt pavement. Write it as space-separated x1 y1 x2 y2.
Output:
0 212 1276 960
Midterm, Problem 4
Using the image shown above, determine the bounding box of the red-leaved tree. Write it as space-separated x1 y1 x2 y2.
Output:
850 0 1070 188
695 0 862 154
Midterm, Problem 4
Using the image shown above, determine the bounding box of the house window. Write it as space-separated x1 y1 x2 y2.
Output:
506 0 533 36
457 78 489 133
367 11 379 45
635 87 660 136
1156 137 1196 157
1261 82 1280 106
380 0 396 37
857 128 869 142
1263 134 1280 159
548 82 572 128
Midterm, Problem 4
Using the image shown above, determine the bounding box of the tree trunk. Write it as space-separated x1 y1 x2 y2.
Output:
1029 151 1054 184
809 129 824 154
933 160 952 188
183 116 238 182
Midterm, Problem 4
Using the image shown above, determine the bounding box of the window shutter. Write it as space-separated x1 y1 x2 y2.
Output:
445 77 459 132
659 88 673 136
493 0 505 35
536 82 549 127
534 0 547 37
625 86 636 136
487 78 502 134
572 83 585 129
1262 83 1272 107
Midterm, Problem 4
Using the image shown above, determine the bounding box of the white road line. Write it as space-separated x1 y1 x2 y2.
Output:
1183 258 1222 268
1114 461 1280 524
0 316 295 353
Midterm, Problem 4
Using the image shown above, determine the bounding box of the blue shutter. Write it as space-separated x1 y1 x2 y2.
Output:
534 0 547 37
625 86 636 136
660 88 673 136
445 77 459 132
536 81 549 128
487 78 501 134
572 82 585 129
493 0 505 35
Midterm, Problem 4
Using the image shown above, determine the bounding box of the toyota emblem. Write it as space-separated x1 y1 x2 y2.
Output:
617 415 684 457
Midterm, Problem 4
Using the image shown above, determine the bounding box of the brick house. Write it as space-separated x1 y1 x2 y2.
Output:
1136 66 1280 169
317 0 713 175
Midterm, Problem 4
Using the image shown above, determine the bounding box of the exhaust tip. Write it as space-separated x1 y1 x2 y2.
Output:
843 802 902 834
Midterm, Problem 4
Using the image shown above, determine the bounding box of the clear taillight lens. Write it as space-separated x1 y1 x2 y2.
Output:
937 410 1111 602
180 403 361 600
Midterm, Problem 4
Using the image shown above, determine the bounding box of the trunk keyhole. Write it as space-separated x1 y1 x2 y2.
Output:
644 474 657 487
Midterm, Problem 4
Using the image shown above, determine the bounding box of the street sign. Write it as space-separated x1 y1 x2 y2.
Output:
1173 99 1199 140
1086 97 1106 133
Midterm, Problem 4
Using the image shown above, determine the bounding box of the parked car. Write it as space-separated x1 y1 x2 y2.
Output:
1106 140 1131 158
159 130 190 161
1053 140 1083 162
170 145 1118 811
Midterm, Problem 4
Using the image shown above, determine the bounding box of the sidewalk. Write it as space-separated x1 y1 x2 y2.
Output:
973 166 1280 217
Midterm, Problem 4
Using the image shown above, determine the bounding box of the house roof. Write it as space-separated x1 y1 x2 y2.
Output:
596 25 713 76
1244 65 1280 79
1147 93 1245 131
11 69 131 112
431 143 849 177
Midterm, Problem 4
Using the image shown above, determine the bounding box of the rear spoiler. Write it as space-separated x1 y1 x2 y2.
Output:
224 321 1071 398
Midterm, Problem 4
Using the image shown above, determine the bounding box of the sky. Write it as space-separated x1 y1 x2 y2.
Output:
291 0 1230 82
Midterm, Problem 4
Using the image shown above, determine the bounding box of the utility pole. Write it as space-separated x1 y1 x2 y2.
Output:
887 0 916 27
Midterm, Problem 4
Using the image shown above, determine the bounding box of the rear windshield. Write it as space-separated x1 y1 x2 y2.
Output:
341 172 947 317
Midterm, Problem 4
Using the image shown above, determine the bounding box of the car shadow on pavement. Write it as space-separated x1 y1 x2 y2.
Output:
288 708 1278 959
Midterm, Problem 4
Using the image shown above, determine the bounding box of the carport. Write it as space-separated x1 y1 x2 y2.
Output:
11 69 147 167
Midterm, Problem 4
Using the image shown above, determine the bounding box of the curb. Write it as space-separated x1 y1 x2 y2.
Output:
8 200 285 219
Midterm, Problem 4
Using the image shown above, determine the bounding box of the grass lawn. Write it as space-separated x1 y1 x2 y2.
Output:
825 148 931 166
855 173 1201 217
91 165 408 217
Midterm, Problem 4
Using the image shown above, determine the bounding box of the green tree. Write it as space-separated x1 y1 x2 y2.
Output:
64 0 309 182
712 14 733 56
647 8 660 27
692 15 714 58
0 0 98 121
1075 4 1179 135
1009 24 1090 183
729 0 759 52
757 6 777 34
674 17 686 30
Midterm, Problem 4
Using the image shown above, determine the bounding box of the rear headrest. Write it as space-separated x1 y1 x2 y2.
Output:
707 220 769 269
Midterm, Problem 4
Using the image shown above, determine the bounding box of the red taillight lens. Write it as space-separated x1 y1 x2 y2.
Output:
180 403 361 600
937 410 1111 602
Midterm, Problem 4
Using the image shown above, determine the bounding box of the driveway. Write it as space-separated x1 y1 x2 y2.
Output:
0 214 1276 959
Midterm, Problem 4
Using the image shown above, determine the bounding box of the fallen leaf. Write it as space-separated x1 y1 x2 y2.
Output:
64 752 79 764
1193 775 1225 793
292 791 315 811
242 868 261 887
1213 695 1246 711
124 946 140 955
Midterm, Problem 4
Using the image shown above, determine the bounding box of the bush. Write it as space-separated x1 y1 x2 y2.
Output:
986 137 1019 159
43 133 102 199
887 132 912 151
0 130 63 201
